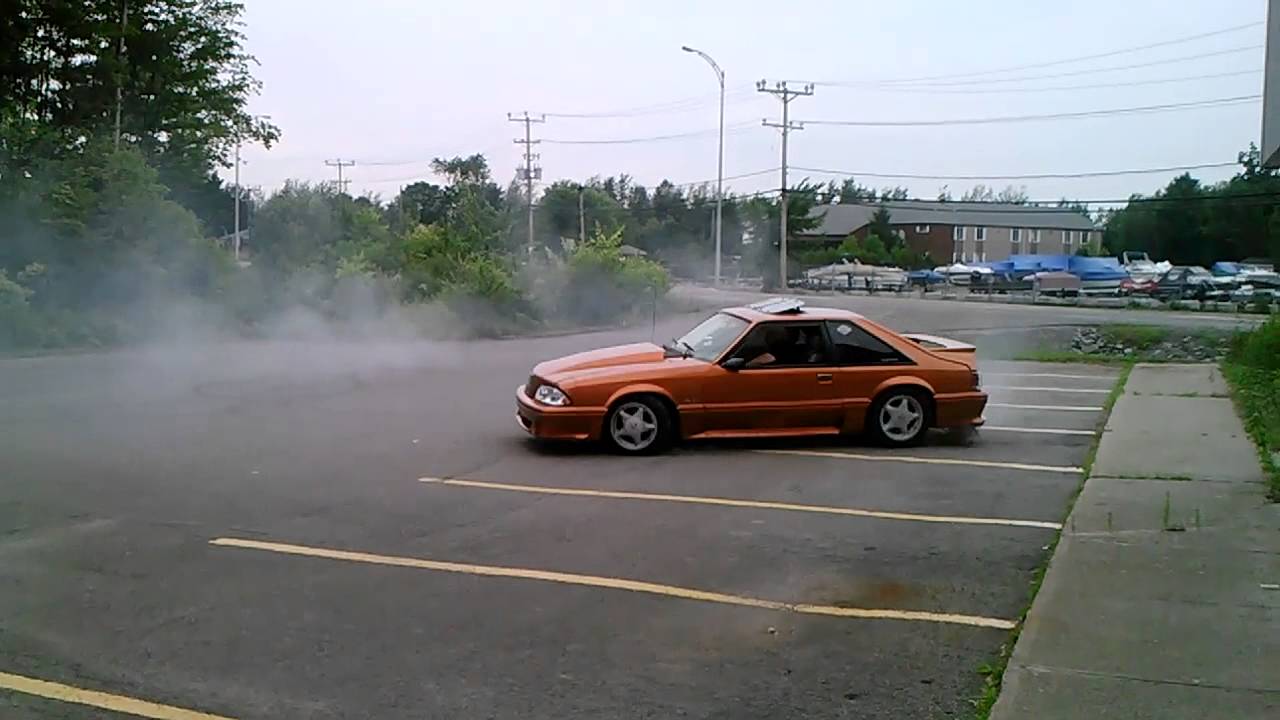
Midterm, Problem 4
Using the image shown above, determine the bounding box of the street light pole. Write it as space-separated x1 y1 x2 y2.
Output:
681 45 724 286
234 114 270 263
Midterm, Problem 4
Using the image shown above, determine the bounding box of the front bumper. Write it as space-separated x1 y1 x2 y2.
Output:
934 391 988 428
515 384 603 441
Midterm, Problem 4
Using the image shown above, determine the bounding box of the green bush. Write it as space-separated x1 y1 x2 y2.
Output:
1229 314 1280 371
1224 315 1280 499
559 228 670 326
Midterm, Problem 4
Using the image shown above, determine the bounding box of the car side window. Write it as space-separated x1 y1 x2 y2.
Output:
728 322 831 368
825 320 908 365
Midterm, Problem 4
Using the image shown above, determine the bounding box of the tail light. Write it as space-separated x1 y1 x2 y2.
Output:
970 369 981 389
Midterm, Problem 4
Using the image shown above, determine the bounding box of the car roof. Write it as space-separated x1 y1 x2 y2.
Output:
723 299 864 323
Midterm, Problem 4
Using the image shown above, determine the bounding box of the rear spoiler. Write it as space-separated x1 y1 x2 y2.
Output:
901 333 977 367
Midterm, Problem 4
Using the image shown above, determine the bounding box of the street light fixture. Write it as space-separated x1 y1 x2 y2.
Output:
681 45 724 286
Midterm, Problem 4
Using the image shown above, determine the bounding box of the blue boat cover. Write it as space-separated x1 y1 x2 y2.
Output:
1009 254 1071 272
1211 262 1241 276
907 269 946 282
1068 255 1128 279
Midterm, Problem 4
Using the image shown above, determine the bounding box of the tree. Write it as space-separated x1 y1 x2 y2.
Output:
431 154 491 185
869 207 897 251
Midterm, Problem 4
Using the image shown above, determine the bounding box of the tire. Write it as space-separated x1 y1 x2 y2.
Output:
867 388 931 447
604 396 674 455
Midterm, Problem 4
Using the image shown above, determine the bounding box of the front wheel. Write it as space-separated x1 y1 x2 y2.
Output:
868 390 930 447
604 397 673 455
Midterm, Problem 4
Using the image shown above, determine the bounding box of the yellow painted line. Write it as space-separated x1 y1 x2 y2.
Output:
982 426 1096 437
0 671 234 720
755 449 1082 474
210 537 1016 630
984 385 1111 394
419 477 1062 530
989 402 1103 412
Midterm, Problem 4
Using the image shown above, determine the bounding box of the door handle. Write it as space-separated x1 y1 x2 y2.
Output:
816 372 834 384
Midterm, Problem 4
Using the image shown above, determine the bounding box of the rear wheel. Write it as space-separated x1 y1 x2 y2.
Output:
868 389 930 447
605 396 673 455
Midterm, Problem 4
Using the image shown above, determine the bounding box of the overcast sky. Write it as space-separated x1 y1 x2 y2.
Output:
228 0 1268 205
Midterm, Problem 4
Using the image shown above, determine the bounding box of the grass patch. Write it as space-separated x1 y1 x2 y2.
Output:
969 362 1131 719
1098 324 1171 350
1221 362 1280 501
1220 315 1280 500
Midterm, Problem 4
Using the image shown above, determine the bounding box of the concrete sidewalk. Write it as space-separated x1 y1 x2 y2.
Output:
991 364 1280 719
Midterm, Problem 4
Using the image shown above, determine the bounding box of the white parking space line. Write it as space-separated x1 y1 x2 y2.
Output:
989 402 1104 412
982 426 1096 437
982 372 1117 381
210 537 1017 630
755 449 1082 474
419 477 1063 530
984 386 1111 394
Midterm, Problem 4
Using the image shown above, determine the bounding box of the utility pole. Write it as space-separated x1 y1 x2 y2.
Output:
758 80 813 289
234 139 241 261
577 184 586 245
114 0 128 149
682 46 725 285
325 159 356 194
508 111 545 256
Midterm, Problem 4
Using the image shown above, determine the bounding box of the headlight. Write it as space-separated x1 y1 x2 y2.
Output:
534 384 570 406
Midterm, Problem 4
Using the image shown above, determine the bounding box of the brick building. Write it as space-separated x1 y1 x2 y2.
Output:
800 201 1100 263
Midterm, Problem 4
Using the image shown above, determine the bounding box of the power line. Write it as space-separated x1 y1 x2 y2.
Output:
800 94 1260 127
668 167 779 189
541 87 757 119
542 121 756 145
812 21 1262 86
844 45 1264 89
858 69 1262 95
830 191 1280 212
791 161 1241 181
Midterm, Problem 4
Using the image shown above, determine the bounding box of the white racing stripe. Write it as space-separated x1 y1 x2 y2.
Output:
989 402 1103 412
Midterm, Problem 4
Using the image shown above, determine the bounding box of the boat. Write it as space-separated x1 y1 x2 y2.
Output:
1212 261 1280 290
1121 251 1165 283
937 262 993 286
1069 256 1128 295
803 259 908 291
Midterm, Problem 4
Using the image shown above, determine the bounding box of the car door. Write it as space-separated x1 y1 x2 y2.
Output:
698 321 844 434
823 319 916 433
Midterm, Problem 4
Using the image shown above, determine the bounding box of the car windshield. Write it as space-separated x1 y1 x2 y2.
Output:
673 313 749 362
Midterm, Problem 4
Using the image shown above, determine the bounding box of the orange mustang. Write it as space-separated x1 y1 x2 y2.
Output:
516 298 986 454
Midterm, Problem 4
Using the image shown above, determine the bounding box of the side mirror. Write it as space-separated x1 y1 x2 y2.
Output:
722 357 746 371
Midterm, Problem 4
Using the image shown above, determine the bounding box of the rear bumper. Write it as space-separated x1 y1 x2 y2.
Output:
515 385 604 441
934 391 987 428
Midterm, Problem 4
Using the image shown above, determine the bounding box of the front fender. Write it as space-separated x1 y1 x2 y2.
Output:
604 383 678 409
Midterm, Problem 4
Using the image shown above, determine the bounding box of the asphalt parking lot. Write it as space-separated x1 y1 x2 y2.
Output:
1 317 1122 719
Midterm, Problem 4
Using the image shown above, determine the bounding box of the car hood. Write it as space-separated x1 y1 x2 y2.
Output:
533 342 668 379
